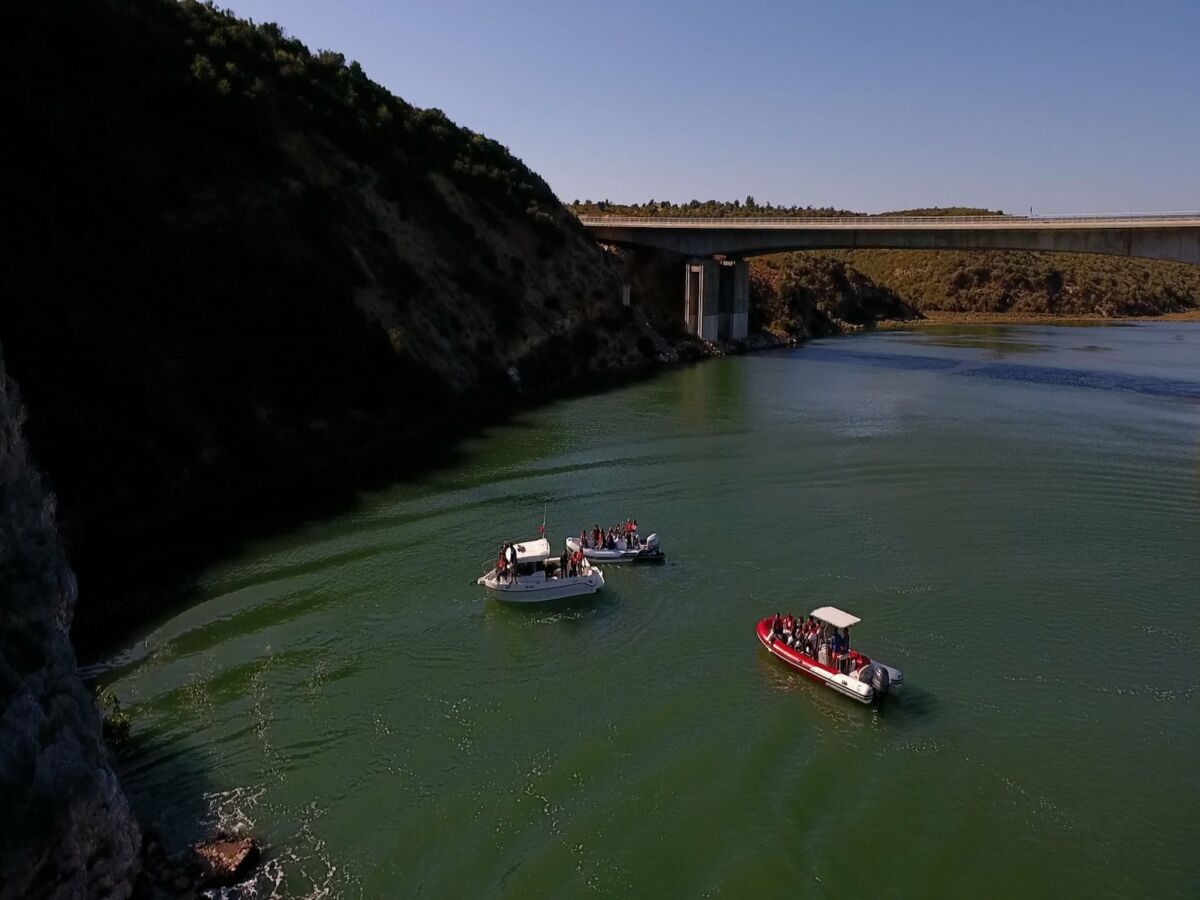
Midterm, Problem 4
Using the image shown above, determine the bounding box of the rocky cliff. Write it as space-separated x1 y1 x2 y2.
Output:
0 0 671 643
0 353 141 899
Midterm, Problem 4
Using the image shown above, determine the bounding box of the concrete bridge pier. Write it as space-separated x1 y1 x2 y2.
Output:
684 258 749 341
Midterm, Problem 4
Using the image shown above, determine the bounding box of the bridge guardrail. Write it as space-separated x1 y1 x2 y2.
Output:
576 213 1200 228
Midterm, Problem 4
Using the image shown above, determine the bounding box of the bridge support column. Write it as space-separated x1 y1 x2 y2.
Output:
684 259 720 340
684 258 748 340
729 258 749 340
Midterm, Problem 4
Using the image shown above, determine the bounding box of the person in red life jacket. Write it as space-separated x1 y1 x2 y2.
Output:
592 524 602 548
579 529 588 550
783 613 798 647
496 548 507 580
570 547 585 576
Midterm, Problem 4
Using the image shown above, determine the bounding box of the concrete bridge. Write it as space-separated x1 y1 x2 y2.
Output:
577 213 1200 341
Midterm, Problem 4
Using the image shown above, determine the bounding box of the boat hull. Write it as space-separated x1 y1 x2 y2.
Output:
565 537 664 563
756 619 876 704
478 568 604 603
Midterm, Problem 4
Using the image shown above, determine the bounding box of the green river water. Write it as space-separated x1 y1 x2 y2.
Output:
96 324 1200 899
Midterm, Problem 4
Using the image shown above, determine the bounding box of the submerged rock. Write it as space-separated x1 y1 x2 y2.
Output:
0 350 141 897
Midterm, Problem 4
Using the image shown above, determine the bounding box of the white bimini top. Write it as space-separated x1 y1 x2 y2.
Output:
809 606 862 629
512 538 551 562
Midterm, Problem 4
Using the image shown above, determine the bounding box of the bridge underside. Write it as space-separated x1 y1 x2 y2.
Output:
587 220 1200 342
588 225 1200 267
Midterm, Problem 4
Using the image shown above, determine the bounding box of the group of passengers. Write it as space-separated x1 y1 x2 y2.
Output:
579 519 641 552
558 546 587 579
768 612 851 664
494 541 520 583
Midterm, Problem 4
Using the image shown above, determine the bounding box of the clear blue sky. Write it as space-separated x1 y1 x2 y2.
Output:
220 0 1198 214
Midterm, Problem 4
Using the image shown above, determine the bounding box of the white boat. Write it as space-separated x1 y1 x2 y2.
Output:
476 537 604 603
565 533 664 563
756 606 904 704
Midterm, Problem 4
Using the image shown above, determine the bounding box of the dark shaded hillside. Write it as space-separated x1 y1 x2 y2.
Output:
751 255 921 338
0 0 664 638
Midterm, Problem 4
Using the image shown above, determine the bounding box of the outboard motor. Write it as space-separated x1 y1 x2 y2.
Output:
862 663 890 695
643 533 659 550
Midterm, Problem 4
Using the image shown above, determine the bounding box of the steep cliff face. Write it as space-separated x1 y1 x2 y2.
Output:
0 0 663 639
0 354 141 899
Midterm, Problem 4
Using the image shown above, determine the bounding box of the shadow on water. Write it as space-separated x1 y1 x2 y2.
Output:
115 725 341 899
787 342 1200 400
877 683 938 722
70 357 686 664
118 730 217 851
484 588 623 628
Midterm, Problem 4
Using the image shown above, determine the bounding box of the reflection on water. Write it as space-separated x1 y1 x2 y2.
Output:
100 323 1200 899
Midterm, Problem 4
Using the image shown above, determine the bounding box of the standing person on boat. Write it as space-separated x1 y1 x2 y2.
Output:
592 525 602 549
579 529 588 551
571 547 584 576
559 547 570 579
496 547 507 582
769 612 782 642
504 541 517 583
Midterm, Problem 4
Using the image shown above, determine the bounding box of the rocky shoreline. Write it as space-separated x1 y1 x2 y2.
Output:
0 358 141 898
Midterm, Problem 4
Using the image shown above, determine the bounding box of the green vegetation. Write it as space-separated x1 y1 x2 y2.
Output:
568 200 1003 219
828 250 1200 316
95 687 132 748
751 255 919 338
570 198 859 218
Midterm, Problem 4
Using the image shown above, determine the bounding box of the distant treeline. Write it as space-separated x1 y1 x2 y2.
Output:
568 199 1003 218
